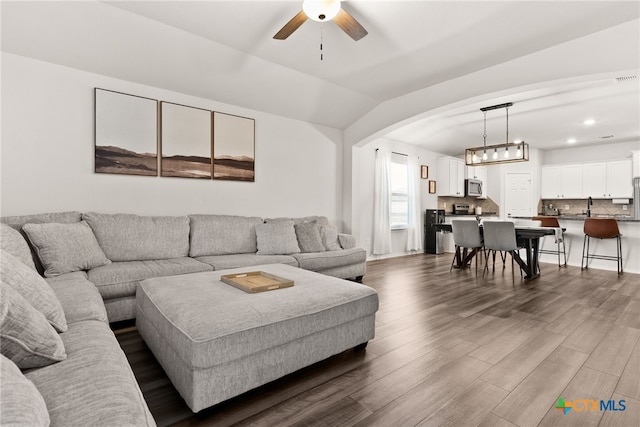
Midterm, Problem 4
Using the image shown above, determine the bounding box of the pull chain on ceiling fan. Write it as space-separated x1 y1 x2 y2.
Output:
273 0 368 42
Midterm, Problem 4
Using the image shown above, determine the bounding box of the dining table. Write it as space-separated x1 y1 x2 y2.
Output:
434 223 562 281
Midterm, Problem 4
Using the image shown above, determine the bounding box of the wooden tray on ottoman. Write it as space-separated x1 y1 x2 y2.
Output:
220 271 294 293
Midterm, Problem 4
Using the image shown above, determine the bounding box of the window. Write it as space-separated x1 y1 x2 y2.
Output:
390 155 408 229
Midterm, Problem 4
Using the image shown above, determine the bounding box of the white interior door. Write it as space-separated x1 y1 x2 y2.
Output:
505 172 532 218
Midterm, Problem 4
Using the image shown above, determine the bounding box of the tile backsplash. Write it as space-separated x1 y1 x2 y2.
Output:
539 199 634 216
438 196 500 215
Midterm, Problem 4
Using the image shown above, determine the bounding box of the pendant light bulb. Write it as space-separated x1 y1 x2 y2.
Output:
472 152 478 163
482 150 487 161
516 144 522 157
504 146 509 159
493 149 498 160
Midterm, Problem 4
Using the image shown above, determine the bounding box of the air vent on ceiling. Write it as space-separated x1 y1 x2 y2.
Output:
598 135 615 139
615 75 637 82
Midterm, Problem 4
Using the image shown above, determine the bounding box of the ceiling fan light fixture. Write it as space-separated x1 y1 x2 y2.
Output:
303 0 341 22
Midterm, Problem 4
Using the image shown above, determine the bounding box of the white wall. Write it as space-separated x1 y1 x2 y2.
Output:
494 147 543 219
351 138 440 258
542 140 640 165
0 53 343 223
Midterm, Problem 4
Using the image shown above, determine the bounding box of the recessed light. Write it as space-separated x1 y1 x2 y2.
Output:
567 138 577 144
583 119 596 126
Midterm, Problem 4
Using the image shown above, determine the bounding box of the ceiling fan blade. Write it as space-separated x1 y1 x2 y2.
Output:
273 10 308 40
334 9 368 41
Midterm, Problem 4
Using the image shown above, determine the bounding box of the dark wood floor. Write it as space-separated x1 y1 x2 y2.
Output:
115 253 640 427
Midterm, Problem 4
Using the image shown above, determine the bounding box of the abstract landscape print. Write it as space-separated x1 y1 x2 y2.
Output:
160 102 212 179
95 89 158 176
213 112 255 182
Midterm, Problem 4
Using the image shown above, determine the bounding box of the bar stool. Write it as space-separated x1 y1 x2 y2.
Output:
581 218 622 274
533 216 566 267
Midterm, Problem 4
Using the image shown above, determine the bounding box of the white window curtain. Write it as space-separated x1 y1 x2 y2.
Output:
373 149 392 255
406 155 423 251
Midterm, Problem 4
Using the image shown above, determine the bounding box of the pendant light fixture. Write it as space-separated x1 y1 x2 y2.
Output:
465 102 529 166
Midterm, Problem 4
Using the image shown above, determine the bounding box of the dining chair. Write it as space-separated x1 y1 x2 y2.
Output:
581 218 623 274
533 216 566 267
450 220 483 274
482 221 521 282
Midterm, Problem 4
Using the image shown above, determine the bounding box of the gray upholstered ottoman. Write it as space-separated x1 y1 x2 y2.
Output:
136 263 378 412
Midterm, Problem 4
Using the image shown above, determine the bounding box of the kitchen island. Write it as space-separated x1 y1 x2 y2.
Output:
537 216 640 274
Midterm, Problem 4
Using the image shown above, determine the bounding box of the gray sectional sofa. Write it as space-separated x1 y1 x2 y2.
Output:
2 211 366 323
0 210 367 426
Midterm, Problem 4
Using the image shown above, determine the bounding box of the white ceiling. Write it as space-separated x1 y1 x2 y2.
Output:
2 1 639 156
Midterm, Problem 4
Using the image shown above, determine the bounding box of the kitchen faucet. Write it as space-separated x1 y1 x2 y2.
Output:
586 196 593 217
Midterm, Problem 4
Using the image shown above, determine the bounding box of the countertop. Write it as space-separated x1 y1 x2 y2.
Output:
518 215 639 223
445 212 498 217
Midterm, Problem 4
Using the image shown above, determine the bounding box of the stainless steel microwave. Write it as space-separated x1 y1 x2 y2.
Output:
465 179 483 197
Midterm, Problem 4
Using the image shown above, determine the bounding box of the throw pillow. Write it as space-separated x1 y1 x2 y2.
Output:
294 222 326 253
0 284 67 369
255 221 300 255
22 221 110 277
0 223 37 271
320 225 342 251
0 354 51 426
0 250 67 332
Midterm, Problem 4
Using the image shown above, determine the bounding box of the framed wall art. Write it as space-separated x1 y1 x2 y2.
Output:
213 112 255 182
429 180 437 194
160 102 212 179
94 88 158 176
421 165 428 179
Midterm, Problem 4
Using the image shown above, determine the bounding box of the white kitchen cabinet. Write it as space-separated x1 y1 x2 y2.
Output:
633 151 640 178
540 166 561 198
606 159 633 198
582 162 607 198
437 157 464 197
544 159 633 200
466 165 487 198
541 165 582 199
562 165 583 198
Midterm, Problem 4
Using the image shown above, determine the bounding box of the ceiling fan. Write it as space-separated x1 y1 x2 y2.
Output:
273 0 368 41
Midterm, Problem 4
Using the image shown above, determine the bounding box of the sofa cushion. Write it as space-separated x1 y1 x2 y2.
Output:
87 257 212 300
295 222 326 253
292 247 367 272
0 354 50 427
1 211 82 275
1 250 67 332
46 272 108 324
320 224 342 251
0 284 67 369
265 216 330 226
256 221 300 255
25 320 156 427
0 223 37 270
1 211 82 228
189 215 263 257
83 212 190 262
338 233 357 250
22 221 111 277
195 253 298 270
